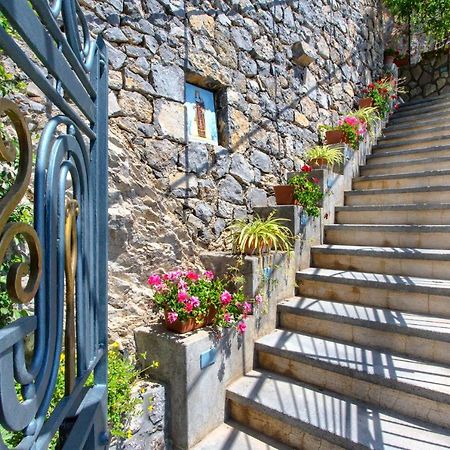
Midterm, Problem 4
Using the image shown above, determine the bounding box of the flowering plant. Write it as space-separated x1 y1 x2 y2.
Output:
148 269 251 333
319 115 366 150
363 78 395 116
288 165 323 217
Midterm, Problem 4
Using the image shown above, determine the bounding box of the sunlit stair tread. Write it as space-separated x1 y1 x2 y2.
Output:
373 135 450 151
363 155 450 169
379 126 450 141
192 422 292 450
355 168 450 182
335 203 450 212
368 144 450 158
279 297 450 341
256 329 450 402
227 370 450 450
311 244 450 261
346 185 450 196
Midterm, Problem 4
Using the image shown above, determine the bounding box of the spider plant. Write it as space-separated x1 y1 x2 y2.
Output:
305 144 343 168
352 107 380 136
227 213 293 256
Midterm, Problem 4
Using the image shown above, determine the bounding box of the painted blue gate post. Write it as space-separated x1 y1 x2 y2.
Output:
0 1 109 449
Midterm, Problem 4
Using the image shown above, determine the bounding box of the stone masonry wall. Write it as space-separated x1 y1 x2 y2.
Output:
400 48 450 100
4 0 384 344
77 0 385 344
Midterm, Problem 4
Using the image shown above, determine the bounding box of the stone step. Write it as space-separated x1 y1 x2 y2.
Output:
256 330 450 429
296 267 450 316
345 186 450 206
379 125 450 144
385 117 450 134
325 224 450 250
227 369 450 450
311 244 450 280
398 94 450 109
278 298 450 365
361 156 450 176
391 102 450 120
335 203 450 225
390 110 450 126
353 169 450 190
367 144 450 165
192 422 291 450
373 134 450 152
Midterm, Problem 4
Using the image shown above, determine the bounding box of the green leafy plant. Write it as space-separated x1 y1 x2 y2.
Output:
305 144 343 168
352 107 380 136
288 172 323 218
384 48 399 57
362 78 395 117
319 115 366 150
227 213 293 256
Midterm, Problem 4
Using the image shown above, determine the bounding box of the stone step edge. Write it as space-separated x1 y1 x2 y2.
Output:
296 268 450 296
354 168 450 182
400 94 450 108
255 333 450 406
346 185 450 197
363 156 450 171
368 144 450 159
374 134 450 150
379 126 450 142
392 103 450 118
311 244 450 261
335 203 450 212
278 298 450 343
325 223 450 232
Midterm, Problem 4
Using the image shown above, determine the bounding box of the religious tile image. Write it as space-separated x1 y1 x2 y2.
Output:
185 83 219 145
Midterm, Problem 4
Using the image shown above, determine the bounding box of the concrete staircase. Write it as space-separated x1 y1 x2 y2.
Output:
195 95 450 449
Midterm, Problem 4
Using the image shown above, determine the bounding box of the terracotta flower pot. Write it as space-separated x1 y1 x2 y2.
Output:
164 311 196 334
325 130 348 145
359 98 373 108
394 57 408 67
274 185 295 205
308 158 329 169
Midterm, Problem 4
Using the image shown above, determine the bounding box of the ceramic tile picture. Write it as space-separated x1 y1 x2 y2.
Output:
185 83 219 145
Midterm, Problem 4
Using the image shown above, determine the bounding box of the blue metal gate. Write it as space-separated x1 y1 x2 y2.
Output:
0 1 109 448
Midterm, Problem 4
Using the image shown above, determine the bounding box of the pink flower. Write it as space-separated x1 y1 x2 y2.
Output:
242 302 252 314
312 176 320 184
178 279 188 290
178 290 188 303
164 270 182 281
185 302 194 312
344 116 358 127
190 296 200 308
186 270 199 281
148 274 161 286
224 312 232 323
204 270 214 281
167 311 178 324
237 321 247 334
220 290 232 305
255 294 263 304
301 164 312 172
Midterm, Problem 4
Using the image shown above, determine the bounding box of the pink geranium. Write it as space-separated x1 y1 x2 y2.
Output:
185 302 194 312
190 296 200 308
344 116 358 126
186 270 200 281
148 274 161 286
204 270 214 281
224 313 232 323
178 279 188 290
242 302 252 314
255 294 263 304
220 290 232 305
167 312 178 324
301 164 312 172
237 321 247 334
178 290 188 303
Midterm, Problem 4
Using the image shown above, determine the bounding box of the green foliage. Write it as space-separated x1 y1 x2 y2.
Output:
227 212 293 256
383 0 450 41
305 144 343 167
352 107 380 134
0 64 26 97
288 173 323 218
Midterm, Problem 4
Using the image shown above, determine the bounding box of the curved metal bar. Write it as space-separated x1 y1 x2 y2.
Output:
48 0 63 17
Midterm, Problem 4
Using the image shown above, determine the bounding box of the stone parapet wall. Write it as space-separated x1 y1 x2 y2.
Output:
400 49 450 100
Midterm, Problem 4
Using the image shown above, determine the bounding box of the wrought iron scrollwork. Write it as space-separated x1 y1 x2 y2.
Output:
0 99 43 304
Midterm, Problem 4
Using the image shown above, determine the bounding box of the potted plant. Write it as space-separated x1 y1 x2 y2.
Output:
319 115 366 150
147 269 249 334
288 169 324 217
359 97 373 108
362 78 395 117
305 144 344 169
352 107 379 137
227 212 293 256
394 52 409 67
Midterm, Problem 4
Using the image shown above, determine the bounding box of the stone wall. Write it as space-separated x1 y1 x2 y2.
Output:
4 0 384 345
400 48 450 100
